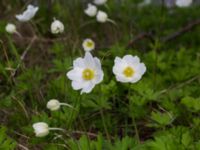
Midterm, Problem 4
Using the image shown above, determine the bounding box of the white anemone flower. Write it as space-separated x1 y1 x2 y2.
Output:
33 122 49 137
96 10 108 23
84 3 97 17
16 4 39 22
82 38 95 52
51 19 64 34
113 55 146 83
94 0 107 5
5 23 17 34
175 0 192 7
33 122 65 137
67 52 104 94
47 99 74 111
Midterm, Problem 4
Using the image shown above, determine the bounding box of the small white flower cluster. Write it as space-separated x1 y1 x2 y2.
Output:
5 4 65 35
84 0 110 23
33 99 73 137
66 52 146 94
33 52 147 137
11 1 147 139
138 0 193 8
5 4 38 34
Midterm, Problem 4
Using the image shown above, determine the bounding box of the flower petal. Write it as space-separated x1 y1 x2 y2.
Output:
113 61 127 75
116 74 130 83
73 57 86 68
66 68 83 81
94 70 104 84
94 57 102 70
84 52 95 68
71 81 84 90
130 73 142 83
123 55 140 65
134 63 146 75
81 81 95 94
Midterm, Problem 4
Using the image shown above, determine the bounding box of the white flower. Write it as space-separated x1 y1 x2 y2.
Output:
33 122 49 137
113 55 146 83
96 11 108 23
175 0 192 7
47 99 73 111
84 3 97 17
82 39 95 52
94 0 107 5
47 99 60 111
51 19 64 34
5 23 16 34
16 4 39 22
67 52 104 94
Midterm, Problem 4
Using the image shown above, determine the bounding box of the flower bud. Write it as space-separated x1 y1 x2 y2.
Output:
32 122 49 137
47 99 60 111
82 39 95 52
51 19 64 34
5 23 16 34
94 0 107 5
96 11 108 23
84 3 97 17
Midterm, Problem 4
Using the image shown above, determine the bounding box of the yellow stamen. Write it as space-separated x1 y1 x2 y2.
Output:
86 41 94 48
123 66 134 77
82 68 95 80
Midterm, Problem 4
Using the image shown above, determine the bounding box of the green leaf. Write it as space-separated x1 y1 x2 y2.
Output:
181 96 200 112
0 126 16 150
149 111 174 127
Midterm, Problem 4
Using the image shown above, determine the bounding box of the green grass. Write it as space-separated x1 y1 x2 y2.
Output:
0 0 200 149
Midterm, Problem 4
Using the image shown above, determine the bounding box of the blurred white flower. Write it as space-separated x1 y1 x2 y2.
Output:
113 55 146 83
175 0 192 7
33 122 65 137
94 0 107 5
84 3 97 17
47 99 73 111
138 0 151 7
16 4 39 22
67 52 104 94
33 122 49 137
5 23 17 34
47 99 60 111
82 39 95 52
96 10 108 23
51 19 64 34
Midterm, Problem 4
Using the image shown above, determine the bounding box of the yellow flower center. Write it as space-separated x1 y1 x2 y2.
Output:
82 68 95 80
123 66 134 77
86 41 94 48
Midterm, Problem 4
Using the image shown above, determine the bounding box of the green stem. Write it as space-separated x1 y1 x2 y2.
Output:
49 127 65 131
67 94 80 128
131 113 140 143
60 103 74 109
128 84 140 143
76 95 91 150
100 109 111 142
